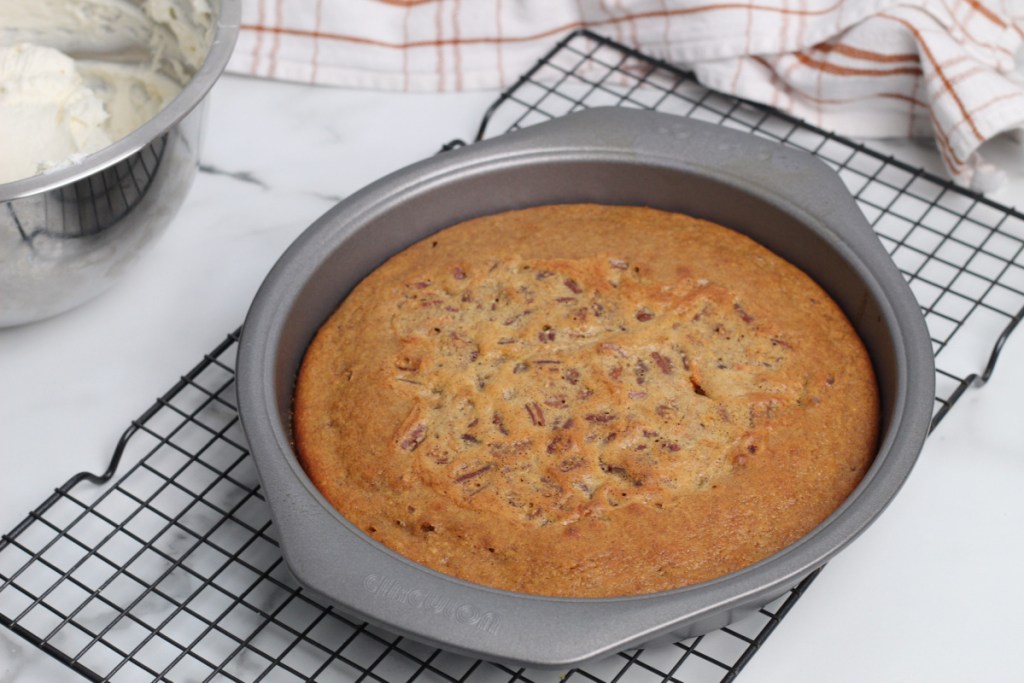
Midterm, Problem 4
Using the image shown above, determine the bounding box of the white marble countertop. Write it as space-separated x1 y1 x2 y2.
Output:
1 73 1022 682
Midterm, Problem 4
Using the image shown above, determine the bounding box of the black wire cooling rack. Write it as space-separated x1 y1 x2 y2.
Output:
3 29 1023 683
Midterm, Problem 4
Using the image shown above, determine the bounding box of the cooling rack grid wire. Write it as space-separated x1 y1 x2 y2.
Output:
2 29 1023 683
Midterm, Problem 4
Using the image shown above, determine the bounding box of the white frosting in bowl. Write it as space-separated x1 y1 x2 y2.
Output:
0 0 212 184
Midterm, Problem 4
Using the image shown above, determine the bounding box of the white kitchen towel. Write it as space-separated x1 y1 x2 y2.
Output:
228 0 1024 188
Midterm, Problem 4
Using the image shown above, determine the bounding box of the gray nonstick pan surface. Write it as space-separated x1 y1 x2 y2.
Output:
236 108 934 668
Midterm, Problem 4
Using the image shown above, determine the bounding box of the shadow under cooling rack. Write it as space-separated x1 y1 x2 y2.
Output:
2 29 1023 683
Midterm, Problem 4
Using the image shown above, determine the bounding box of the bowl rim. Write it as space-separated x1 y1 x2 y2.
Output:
0 0 242 200
236 108 935 667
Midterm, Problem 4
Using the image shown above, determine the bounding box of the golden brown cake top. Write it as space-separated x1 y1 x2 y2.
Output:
294 204 880 598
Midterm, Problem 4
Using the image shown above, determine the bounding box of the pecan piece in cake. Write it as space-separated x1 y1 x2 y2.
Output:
525 402 546 427
651 352 673 375
399 423 427 451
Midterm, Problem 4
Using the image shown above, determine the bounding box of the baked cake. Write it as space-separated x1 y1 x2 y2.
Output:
293 204 880 598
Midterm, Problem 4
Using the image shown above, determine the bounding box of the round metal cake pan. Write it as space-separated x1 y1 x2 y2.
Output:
237 108 934 668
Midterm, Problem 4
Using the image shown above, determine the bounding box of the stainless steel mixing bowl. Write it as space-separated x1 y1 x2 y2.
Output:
0 0 241 327
237 108 935 668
